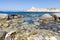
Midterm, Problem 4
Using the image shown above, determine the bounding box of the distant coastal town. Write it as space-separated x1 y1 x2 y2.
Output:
27 7 60 12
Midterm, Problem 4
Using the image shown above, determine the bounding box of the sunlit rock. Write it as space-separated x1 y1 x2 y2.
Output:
5 30 16 40
40 14 54 22
3 23 9 28
34 22 40 26
0 14 8 20
45 36 50 40
50 36 57 40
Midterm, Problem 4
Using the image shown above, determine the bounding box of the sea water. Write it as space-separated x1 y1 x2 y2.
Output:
0 12 59 15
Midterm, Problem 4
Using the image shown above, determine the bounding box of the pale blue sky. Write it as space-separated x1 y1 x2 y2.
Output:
0 0 60 11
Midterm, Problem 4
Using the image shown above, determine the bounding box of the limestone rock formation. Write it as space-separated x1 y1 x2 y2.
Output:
0 14 8 20
40 14 54 21
0 31 6 40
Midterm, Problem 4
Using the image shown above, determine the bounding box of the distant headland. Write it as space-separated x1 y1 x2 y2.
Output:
27 7 60 12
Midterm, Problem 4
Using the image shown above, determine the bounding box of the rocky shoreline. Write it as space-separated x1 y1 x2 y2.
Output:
0 13 60 40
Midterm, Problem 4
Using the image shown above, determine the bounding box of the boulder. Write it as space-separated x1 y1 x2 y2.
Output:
45 36 50 40
0 30 6 40
52 13 60 21
0 14 8 20
5 30 16 40
52 13 60 17
40 14 54 21
0 31 6 38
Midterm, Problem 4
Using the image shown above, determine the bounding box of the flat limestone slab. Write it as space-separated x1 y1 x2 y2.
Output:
0 14 8 19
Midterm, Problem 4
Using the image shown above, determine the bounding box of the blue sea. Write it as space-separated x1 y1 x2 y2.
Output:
0 12 60 15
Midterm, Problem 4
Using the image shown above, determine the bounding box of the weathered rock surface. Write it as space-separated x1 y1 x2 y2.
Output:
40 14 54 21
52 13 60 17
0 14 8 20
0 30 6 40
